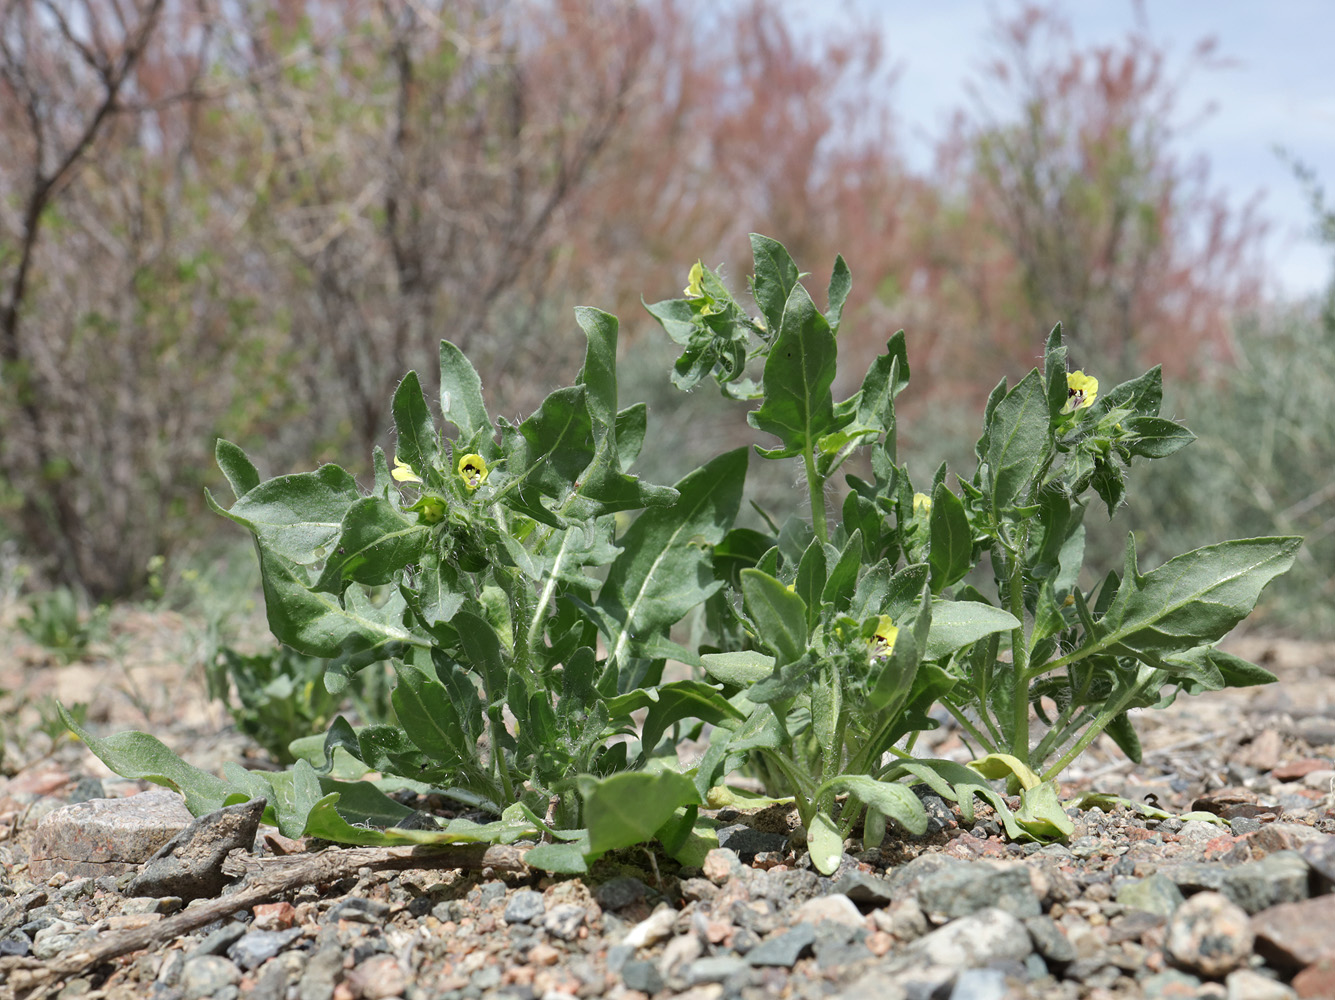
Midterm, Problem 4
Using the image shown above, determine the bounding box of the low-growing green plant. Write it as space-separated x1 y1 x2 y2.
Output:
19 587 108 664
66 235 1299 874
205 644 396 764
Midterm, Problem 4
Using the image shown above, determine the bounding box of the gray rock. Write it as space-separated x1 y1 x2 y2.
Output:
1177 820 1229 846
1299 836 1335 890
684 955 751 985
471 880 507 907
1221 850 1311 914
834 870 896 906
950 967 1009 1000
844 968 910 1000
1166 891 1254 978
543 903 587 940
1023 915 1075 965
885 853 966 898
1225 968 1297 1000
503 889 545 924
227 927 304 971
594 876 647 911
248 952 308 1000
793 893 864 928
746 924 816 967
912 908 1034 968
0 931 31 957
186 921 247 960
716 823 789 860
179 955 242 1000
324 897 390 924
916 861 1041 922
128 798 266 901
31 919 84 961
1115 873 1185 917
898 964 959 1000
621 959 664 994
1160 862 1230 894
1142 969 1205 998
298 947 345 1000
28 790 194 879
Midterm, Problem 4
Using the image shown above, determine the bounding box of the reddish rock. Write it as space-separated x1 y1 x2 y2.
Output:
346 954 406 1000
28 789 193 878
1165 892 1253 978
1272 759 1331 782
1241 729 1284 771
4 768 72 798
1293 956 1335 999
1249 823 1328 857
1252 896 1335 970
253 901 298 931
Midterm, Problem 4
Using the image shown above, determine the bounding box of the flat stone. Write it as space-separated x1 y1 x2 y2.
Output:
716 823 789 861
1251 896 1335 970
227 927 304 971
621 959 664 994
1292 957 1335 999
28 791 194 878
1166 891 1253 978
1249 824 1328 857
345 954 407 1000
950 967 1009 1000
324 897 390 924
833 870 896 906
1221 850 1312 914
1271 759 1331 782
1224 968 1297 1000
1023 915 1075 965
792 893 864 928
684 955 750 985
128 798 265 900
1116 873 1185 917
916 861 1041 921
911 908 1034 968
746 924 816 967
1298 836 1335 888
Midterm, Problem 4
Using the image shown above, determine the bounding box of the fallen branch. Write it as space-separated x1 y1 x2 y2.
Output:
2 842 528 997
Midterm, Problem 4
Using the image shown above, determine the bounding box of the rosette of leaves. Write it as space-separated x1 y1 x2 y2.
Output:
66 309 751 873
645 237 1299 874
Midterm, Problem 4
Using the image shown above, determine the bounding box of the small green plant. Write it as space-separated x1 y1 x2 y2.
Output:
205 644 395 764
66 236 1298 874
18 587 108 664
656 238 1298 869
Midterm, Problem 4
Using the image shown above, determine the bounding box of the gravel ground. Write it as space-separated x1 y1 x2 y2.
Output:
2 610 1334 1000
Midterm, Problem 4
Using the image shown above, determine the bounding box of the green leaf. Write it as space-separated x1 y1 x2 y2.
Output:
986 369 1049 512
1096 535 1302 658
969 753 1042 791
392 371 439 478
1015 780 1075 840
749 234 802 336
525 835 592 874
208 463 360 565
63 708 236 816
439 340 493 445
794 538 827 631
598 449 747 675
1094 365 1162 419
256 548 421 662
888 758 1027 840
807 810 845 875
820 774 929 837
924 599 1020 660
578 770 700 856
700 650 776 687
215 439 260 499
615 403 648 469
1120 416 1196 459
605 680 745 760
825 254 851 333
741 569 808 668
314 497 429 593
1104 712 1143 763
747 283 839 459
928 483 972 593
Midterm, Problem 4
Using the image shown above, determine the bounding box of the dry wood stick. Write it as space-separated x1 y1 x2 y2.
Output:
1 843 527 998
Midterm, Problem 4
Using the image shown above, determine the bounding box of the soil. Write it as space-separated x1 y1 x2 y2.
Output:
2 606 1335 1000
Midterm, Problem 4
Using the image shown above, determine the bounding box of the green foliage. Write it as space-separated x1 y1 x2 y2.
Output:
17 588 108 664
70 236 1297 875
205 644 394 764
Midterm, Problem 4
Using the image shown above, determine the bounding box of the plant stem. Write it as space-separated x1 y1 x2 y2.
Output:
803 447 828 544
1005 532 1032 763
1039 686 1139 782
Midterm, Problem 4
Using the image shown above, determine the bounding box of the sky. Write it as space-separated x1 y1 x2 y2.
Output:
808 0 1335 298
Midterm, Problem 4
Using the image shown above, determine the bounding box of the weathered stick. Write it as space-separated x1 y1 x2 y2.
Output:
2 843 527 997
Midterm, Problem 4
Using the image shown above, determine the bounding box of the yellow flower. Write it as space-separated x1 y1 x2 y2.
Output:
1064 371 1098 412
457 453 488 490
871 615 899 660
912 492 932 517
392 456 423 484
683 260 706 298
